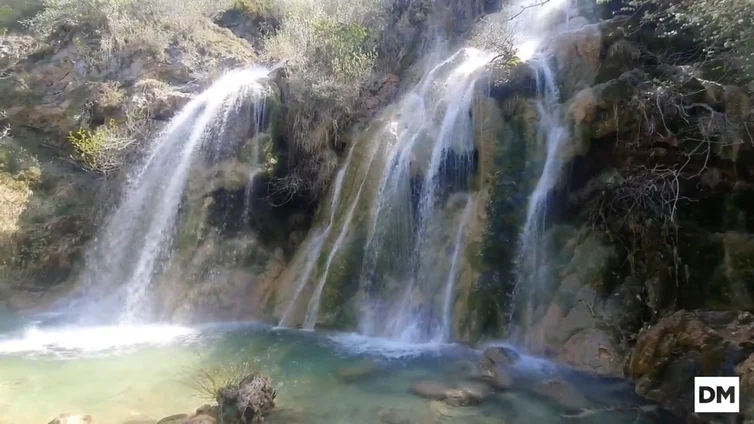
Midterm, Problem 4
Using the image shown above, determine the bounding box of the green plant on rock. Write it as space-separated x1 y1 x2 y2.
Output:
67 118 134 174
264 0 387 197
627 0 754 77
187 360 260 401
231 0 279 18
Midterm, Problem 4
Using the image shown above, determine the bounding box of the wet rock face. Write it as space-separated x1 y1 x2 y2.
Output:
627 310 754 419
217 375 276 424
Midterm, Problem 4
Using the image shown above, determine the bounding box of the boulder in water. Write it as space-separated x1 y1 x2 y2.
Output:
217 374 276 424
483 346 521 366
444 383 492 407
48 414 93 424
410 380 491 406
411 381 452 400
477 347 516 390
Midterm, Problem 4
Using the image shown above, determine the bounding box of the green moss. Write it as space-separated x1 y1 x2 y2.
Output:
319 230 368 330
469 101 537 337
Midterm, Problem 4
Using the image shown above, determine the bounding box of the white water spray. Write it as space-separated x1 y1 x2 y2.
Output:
78 69 271 323
356 48 493 343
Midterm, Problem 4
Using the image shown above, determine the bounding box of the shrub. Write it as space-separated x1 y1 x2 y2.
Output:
265 0 388 152
628 0 754 76
67 118 136 174
262 0 388 198
25 0 231 65
0 0 43 31
230 0 280 18
187 360 259 401
468 11 516 59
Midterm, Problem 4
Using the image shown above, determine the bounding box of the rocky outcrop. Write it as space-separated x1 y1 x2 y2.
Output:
463 6 754 421
0 11 262 307
627 310 754 419
217 375 276 424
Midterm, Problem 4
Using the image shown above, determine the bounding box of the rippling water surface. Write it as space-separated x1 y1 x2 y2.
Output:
0 315 669 424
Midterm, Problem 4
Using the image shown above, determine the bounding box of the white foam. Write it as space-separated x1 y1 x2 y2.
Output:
0 324 197 356
328 332 451 360
478 340 558 375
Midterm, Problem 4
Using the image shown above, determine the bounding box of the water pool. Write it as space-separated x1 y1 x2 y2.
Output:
0 318 673 424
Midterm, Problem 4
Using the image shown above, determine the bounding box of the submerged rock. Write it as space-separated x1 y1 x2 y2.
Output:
49 414 93 424
377 408 412 424
476 347 516 390
156 414 214 424
410 380 491 407
217 374 276 424
411 381 452 400
337 359 383 383
444 383 491 407
157 415 188 424
531 378 590 411
483 346 521 366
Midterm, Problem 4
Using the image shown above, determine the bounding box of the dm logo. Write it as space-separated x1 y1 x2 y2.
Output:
694 377 740 413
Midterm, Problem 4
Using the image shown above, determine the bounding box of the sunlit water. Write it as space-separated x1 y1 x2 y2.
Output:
0 316 669 424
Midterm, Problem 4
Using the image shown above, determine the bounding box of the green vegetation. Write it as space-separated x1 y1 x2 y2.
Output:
67 118 135 175
263 0 388 196
24 0 236 65
230 0 280 18
187 359 260 401
628 0 754 76
0 0 43 31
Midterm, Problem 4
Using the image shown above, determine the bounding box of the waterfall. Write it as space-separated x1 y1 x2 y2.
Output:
272 48 491 342
356 48 493 343
439 194 475 342
301 141 382 330
505 0 592 339
509 53 569 338
77 69 271 323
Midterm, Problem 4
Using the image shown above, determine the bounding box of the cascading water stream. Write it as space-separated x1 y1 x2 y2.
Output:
509 53 569 338
503 0 593 340
301 142 382 330
277 143 358 328
242 96 268 227
355 48 493 343
76 69 271 323
438 194 475 342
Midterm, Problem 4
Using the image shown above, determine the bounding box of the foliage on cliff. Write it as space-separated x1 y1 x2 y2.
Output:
626 0 754 76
